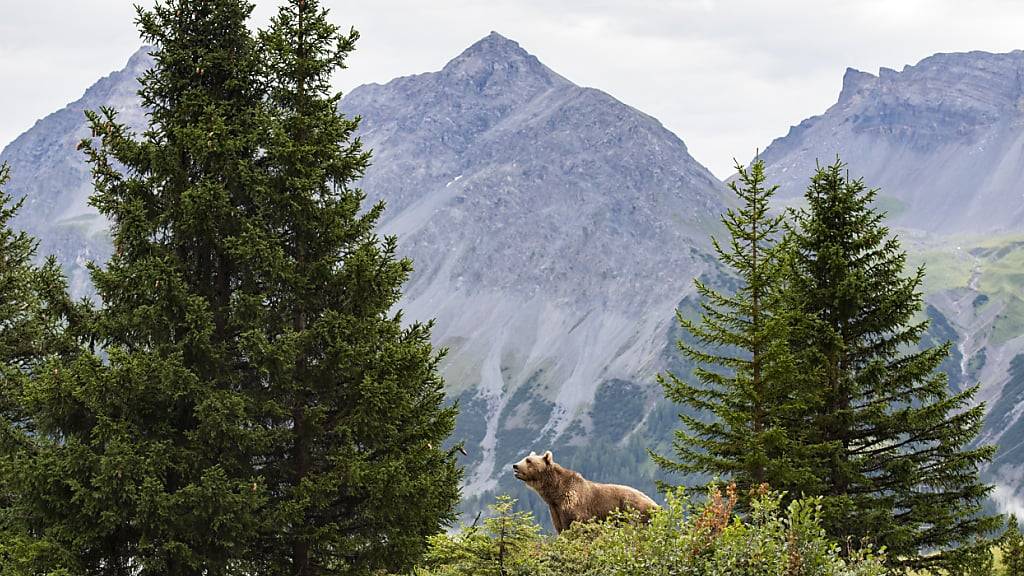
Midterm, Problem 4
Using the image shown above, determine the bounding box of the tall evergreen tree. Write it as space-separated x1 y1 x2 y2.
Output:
0 163 83 572
252 2 460 573
786 159 1000 572
654 160 814 497
8 2 269 574
1 1 460 573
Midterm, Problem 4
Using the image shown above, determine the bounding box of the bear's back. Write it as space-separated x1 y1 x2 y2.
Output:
590 482 658 513
565 480 658 527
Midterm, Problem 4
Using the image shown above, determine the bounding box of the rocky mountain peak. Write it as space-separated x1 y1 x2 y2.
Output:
125 45 154 73
857 51 1024 132
758 48 1024 235
439 31 567 92
447 31 529 65
339 34 726 495
838 67 875 103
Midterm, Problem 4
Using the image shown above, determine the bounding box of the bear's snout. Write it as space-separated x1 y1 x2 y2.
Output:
512 462 526 480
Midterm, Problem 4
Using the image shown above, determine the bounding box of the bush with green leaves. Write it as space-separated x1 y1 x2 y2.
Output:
416 495 544 576
1003 516 1024 576
405 486 887 576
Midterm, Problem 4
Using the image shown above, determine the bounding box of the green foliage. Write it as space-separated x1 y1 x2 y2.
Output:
658 157 1000 571
959 547 996 576
406 488 888 576
785 159 1001 572
251 1 461 573
23 2 273 573
656 159 815 498
418 495 543 576
1 1 459 574
0 165 86 575
1002 516 1024 576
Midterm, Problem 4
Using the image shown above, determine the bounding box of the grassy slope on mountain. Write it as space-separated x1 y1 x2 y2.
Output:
908 234 1024 345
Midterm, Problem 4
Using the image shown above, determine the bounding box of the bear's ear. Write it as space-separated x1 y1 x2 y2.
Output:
543 450 553 464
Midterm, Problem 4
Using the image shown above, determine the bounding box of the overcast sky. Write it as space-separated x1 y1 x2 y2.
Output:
2 0 1024 178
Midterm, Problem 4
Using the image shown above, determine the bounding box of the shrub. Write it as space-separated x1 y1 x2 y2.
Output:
1003 515 1024 576
416 495 544 576
404 485 888 576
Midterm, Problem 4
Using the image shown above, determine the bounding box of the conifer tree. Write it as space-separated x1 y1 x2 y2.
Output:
252 2 460 573
786 159 1000 572
0 162 71 426
9 2 270 573
1 1 459 573
0 163 83 572
1002 516 1024 576
655 160 814 497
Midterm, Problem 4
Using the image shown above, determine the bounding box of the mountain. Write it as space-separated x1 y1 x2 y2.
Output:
341 32 729 501
756 50 1024 519
0 33 729 521
759 50 1024 235
0 48 152 295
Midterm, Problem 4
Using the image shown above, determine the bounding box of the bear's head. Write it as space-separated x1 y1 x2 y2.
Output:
512 450 553 483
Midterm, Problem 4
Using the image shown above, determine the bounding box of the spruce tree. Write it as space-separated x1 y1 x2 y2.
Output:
0 163 83 572
654 159 814 497
252 2 460 573
1002 516 1024 576
0 162 71 427
1 1 459 573
8 2 270 573
786 159 1000 572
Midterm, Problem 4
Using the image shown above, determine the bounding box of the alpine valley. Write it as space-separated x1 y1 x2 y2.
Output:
3 33 1024 524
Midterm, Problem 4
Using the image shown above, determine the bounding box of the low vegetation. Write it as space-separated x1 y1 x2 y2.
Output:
405 487 889 576
1001 516 1024 576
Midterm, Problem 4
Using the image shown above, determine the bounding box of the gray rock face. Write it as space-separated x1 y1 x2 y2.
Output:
0 48 152 295
342 32 727 493
12 31 1024 524
0 32 728 499
346 33 722 304
759 50 1024 235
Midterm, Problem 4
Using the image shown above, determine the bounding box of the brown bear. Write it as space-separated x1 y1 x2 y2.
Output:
512 450 658 533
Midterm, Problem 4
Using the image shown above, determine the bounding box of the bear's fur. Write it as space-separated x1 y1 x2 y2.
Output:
512 450 658 533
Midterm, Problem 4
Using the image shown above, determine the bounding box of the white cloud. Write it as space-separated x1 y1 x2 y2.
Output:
991 463 1024 520
2 0 1024 177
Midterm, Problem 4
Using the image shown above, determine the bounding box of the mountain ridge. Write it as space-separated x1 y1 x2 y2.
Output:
0 33 729 507
0 46 152 295
8 34 1024 523
758 48 1024 235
